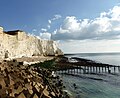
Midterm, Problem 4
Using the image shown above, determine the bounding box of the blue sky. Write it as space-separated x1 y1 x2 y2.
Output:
0 0 118 32
1 0 120 53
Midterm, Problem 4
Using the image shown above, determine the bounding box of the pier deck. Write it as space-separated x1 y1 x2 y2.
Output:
54 57 120 74
55 65 120 74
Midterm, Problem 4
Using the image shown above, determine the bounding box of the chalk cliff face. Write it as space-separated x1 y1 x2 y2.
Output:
0 27 63 59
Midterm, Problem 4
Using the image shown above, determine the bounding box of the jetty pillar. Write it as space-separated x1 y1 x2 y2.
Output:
105 66 107 73
102 66 103 73
93 66 95 73
96 66 98 73
90 66 92 74
118 66 120 72
98 66 100 73
114 66 116 73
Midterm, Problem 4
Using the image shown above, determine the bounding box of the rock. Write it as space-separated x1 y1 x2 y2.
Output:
0 59 63 98
25 83 32 90
35 84 39 92
0 27 3 33
0 78 6 88
17 92 26 98
9 75 14 86
50 92 56 97
16 86 23 94
33 94 38 98
43 86 50 98
28 89 33 95
0 27 63 59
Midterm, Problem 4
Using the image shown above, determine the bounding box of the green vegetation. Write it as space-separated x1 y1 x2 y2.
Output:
31 59 56 69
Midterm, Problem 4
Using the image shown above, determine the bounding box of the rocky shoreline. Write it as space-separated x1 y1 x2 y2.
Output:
0 58 66 98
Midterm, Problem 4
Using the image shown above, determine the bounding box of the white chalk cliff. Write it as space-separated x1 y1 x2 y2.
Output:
0 27 63 59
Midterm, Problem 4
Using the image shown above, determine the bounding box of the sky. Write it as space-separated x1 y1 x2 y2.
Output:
1 0 120 53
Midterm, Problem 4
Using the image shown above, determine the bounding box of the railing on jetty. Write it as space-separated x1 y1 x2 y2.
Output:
55 65 120 74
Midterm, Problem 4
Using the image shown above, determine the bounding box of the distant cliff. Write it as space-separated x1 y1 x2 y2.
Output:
0 27 63 59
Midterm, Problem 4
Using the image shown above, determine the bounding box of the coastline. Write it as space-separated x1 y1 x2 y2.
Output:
56 54 120 98
0 54 119 98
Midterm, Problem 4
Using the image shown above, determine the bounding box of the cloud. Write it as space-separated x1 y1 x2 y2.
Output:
48 20 52 24
51 15 62 21
40 32 51 40
40 15 61 39
52 6 120 41
60 39 120 53
47 14 62 29
41 28 47 32
32 29 37 32
47 25 51 29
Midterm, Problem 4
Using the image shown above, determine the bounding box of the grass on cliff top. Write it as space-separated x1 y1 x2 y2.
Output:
31 59 56 69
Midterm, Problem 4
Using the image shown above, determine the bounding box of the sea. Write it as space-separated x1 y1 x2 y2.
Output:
59 53 120 98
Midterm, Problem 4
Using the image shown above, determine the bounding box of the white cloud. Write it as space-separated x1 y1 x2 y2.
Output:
52 15 62 20
48 20 52 24
41 28 47 32
47 25 50 29
40 32 51 40
40 15 61 32
52 6 120 41
32 29 37 32
47 14 62 29
60 39 120 53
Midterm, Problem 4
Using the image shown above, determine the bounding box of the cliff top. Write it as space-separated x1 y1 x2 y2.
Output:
0 27 23 35
4 30 23 35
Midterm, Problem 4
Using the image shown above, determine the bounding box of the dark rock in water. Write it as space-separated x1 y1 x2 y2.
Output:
59 57 69 63
73 83 77 89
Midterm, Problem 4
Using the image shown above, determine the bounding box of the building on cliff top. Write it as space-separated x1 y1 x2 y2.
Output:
4 30 22 35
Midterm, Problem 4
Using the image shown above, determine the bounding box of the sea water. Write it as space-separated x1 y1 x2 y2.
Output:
60 53 120 98
65 53 120 66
